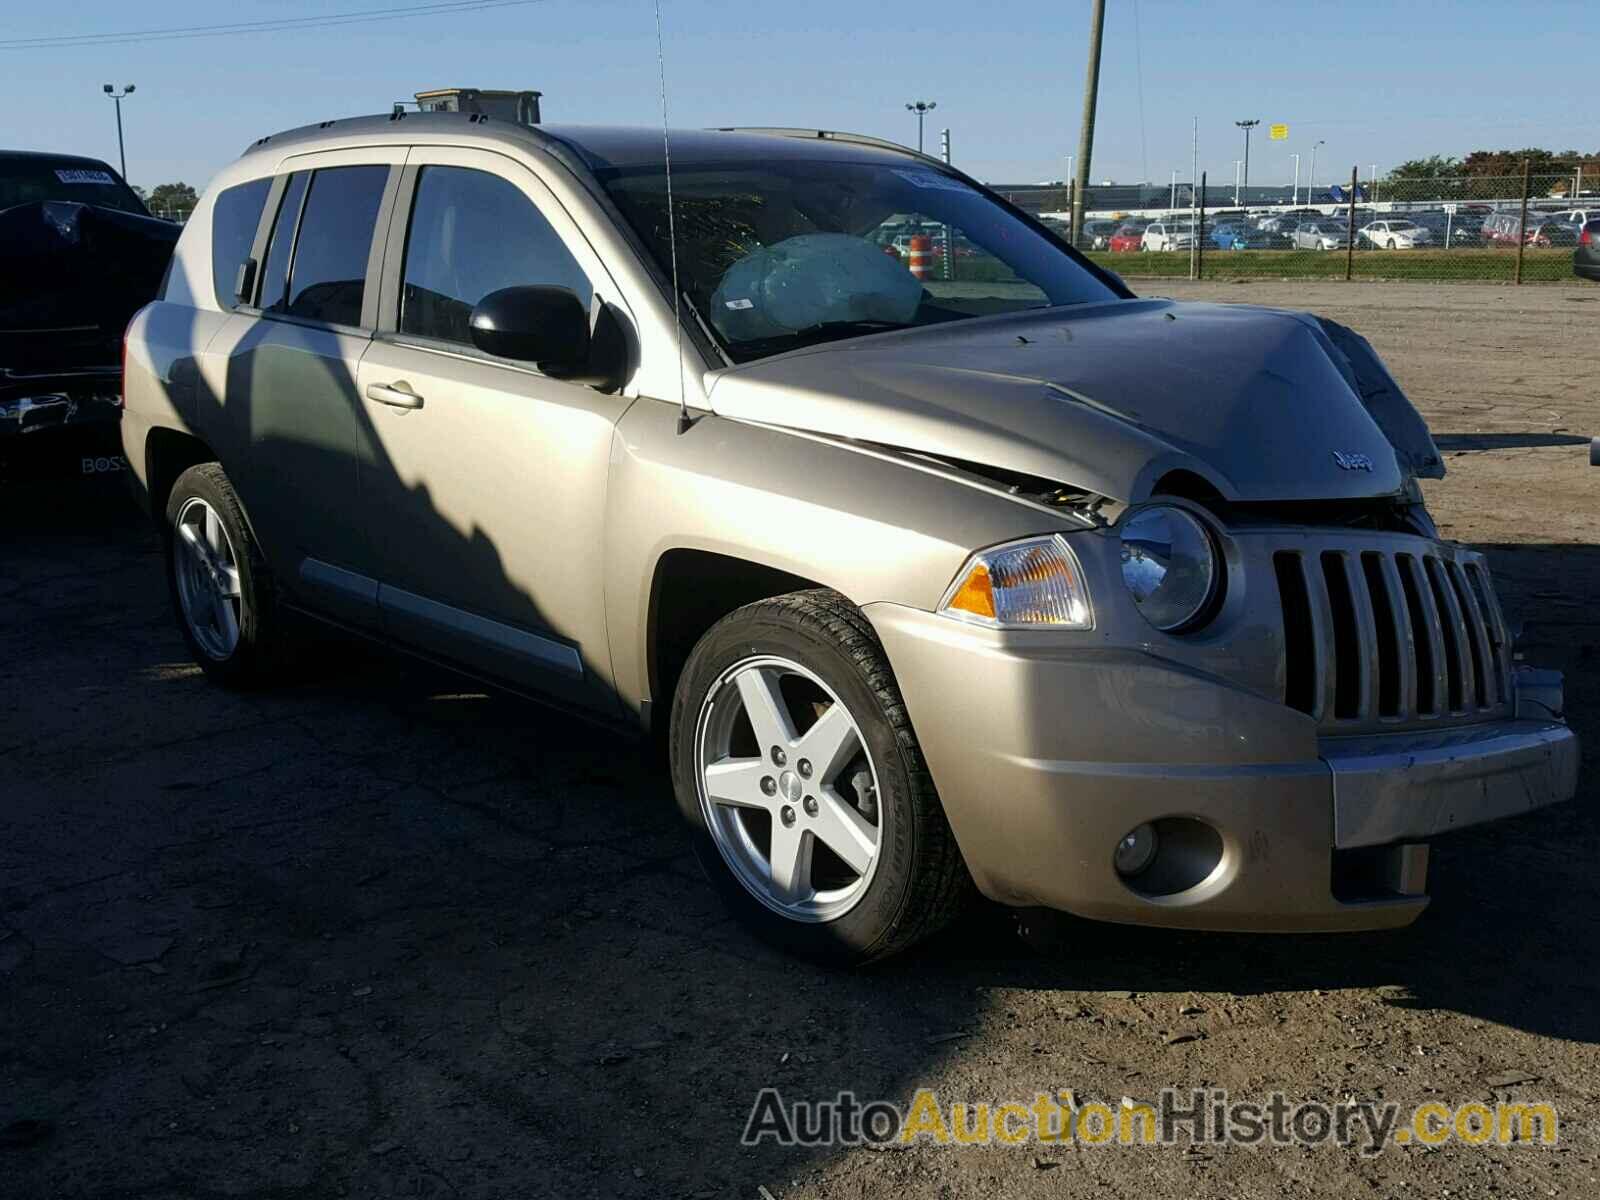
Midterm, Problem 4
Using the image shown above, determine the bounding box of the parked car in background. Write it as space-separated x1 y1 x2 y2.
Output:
1358 219 1432 250
1079 219 1119 251
1107 224 1143 252
1292 220 1349 250
1525 219 1579 248
1141 220 1196 251
1408 210 1483 248
1480 211 1527 247
1547 208 1594 232
1576 218 1600 280
0 149 179 485
1210 221 1270 250
121 114 1578 963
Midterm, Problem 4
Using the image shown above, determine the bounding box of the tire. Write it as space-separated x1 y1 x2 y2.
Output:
669 589 970 965
163 462 297 687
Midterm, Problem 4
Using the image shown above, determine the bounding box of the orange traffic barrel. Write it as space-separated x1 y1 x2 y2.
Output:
908 235 934 279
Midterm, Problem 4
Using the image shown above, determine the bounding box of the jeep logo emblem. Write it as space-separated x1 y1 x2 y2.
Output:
1331 450 1373 472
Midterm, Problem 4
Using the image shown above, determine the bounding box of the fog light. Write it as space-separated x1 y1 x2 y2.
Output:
1114 822 1158 877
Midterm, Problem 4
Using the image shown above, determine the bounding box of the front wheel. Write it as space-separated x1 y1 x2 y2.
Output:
670 590 970 965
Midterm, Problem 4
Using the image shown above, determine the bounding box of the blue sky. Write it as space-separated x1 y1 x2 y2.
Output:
2 0 1590 193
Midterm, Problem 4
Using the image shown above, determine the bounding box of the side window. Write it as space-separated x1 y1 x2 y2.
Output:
399 165 592 347
258 171 308 314
210 177 272 309
281 164 389 327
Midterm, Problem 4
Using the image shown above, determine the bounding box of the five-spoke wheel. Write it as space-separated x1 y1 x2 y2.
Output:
173 495 244 661
671 589 970 964
696 655 884 922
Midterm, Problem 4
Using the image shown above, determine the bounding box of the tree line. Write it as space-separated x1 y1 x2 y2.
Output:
1390 150 1600 180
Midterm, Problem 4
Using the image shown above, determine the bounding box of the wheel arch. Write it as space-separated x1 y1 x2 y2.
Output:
144 426 218 521
646 548 828 732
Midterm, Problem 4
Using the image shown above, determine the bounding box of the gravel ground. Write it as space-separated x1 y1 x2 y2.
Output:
2 280 1597 1199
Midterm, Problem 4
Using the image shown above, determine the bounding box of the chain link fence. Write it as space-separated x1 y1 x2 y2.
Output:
1038 161 1595 284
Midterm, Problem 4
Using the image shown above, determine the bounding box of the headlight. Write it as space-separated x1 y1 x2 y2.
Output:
1119 505 1220 632
939 534 1092 629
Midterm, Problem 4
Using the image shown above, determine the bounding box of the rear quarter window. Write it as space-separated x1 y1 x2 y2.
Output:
210 178 272 310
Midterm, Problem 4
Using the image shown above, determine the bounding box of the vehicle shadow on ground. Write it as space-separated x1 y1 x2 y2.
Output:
5 484 1598 1197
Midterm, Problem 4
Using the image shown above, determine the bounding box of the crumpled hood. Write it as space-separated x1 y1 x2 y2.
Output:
705 298 1443 503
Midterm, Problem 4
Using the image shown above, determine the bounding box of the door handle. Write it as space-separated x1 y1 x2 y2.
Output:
366 382 424 410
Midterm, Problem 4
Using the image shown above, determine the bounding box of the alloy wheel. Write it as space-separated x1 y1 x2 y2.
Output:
173 496 244 660
694 655 884 922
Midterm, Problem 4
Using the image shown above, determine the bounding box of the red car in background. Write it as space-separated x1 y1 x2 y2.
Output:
1108 224 1143 252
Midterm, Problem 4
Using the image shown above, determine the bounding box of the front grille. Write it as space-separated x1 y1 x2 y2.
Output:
1273 544 1511 728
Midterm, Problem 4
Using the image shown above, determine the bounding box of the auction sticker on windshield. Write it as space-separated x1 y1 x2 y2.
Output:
892 168 969 192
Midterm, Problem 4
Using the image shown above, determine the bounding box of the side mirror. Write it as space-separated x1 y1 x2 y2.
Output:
469 285 590 372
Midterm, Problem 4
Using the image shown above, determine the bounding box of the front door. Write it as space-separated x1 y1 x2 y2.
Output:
354 147 635 712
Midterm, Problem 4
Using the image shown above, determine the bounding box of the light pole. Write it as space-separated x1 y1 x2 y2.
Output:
102 83 136 180
1234 119 1259 199
1308 139 1325 205
1170 170 1178 211
1369 163 1378 203
1291 153 1301 205
905 100 936 154
1233 159 1243 206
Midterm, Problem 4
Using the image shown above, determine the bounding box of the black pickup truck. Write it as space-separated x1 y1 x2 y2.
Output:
0 150 179 485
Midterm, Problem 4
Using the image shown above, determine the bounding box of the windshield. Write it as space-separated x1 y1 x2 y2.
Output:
1387 220 1416 231
597 158 1119 362
0 157 147 215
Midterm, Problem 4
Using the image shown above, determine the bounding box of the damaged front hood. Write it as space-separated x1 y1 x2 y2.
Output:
705 298 1443 504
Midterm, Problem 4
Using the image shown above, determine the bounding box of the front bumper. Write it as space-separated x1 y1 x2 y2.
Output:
867 603 1579 932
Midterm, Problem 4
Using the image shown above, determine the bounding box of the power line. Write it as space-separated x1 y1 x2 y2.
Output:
0 0 546 50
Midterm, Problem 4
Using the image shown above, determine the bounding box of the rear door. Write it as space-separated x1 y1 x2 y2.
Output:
194 149 402 627
352 146 635 712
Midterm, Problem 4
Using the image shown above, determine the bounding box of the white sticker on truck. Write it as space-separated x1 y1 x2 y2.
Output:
55 169 117 185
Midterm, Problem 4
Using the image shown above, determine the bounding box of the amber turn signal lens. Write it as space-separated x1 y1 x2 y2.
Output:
945 562 995 619
938 535 1093 629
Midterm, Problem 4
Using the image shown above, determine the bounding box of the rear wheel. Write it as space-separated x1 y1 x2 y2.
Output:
670 590 969 965
164 463 298 686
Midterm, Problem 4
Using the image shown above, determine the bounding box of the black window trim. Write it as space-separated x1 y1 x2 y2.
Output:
240 163 400 337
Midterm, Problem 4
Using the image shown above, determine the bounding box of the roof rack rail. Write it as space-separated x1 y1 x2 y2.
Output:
708 127 950 171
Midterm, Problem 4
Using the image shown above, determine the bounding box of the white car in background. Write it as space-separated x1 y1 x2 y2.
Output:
1141 220 1196 251
1360 219 1432 249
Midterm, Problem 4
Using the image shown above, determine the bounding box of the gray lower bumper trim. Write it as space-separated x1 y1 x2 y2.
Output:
1327 720 1579 849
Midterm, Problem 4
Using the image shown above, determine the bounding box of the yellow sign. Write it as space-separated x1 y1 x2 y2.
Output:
1269 123 1289 141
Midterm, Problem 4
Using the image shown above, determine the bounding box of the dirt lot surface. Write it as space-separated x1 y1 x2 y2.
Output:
3 280 1597 1199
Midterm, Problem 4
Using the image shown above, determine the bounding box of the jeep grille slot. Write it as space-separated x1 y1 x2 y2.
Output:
1273 552 1318 716
1275 543 1508 729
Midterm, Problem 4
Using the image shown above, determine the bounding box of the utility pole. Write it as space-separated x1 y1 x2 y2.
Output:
905 100 936 154
1070 0 1106 248
1170 170 1178 211
1308 139 1325 205
1291 153 1301 205
1233 160 1243 206
102 83 136 179
1234 119 1259 200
